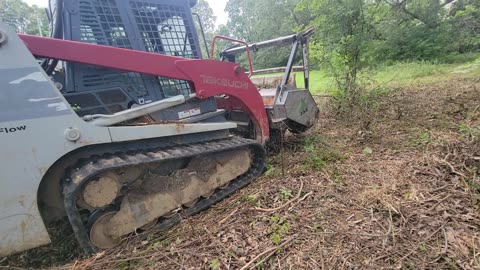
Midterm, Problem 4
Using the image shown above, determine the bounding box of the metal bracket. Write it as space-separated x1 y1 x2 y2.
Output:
0 29 8 47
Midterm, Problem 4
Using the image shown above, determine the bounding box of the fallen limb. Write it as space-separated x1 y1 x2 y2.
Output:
204 227 241 261
433 156 467 178
218 208 238 225
399 222 447 261
288 191 313 211
252 180 304 213
428 194 452 211
240 238 294 270
70 260 78 270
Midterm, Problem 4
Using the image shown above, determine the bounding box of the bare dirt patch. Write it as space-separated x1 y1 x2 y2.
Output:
2 77 479 269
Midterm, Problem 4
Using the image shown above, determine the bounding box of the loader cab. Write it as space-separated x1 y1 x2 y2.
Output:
50 0 217 120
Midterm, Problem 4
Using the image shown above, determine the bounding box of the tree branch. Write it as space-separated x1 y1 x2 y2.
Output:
384 0 440 28
440 0 456 8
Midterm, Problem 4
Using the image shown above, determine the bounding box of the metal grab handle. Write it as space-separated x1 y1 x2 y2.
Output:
210 35 253 78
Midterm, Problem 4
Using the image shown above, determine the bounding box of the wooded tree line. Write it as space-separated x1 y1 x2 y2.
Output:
209 0 479 68
2 0 477 66
208 0 479 109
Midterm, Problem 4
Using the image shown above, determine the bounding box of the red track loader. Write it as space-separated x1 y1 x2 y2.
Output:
0 0 318 256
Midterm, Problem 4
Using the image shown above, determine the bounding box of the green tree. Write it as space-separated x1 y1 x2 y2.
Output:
225 0 307 42
369 0 479 61
223 0 308 69
192 0 216 58
26 5 49 36
192 0 216 34
293 0 478 113
217 0 478 75
367 5 448 61
448 0 480 52
298 0 375 108
383 0 455 28
0 0 49 36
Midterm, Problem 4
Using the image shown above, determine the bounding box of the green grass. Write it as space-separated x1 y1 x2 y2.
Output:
253 70 334 94
299 61 463 94
377 57 480 87
440 52 480 64
253 53 480 95
296 70 334 94
373 62 457 84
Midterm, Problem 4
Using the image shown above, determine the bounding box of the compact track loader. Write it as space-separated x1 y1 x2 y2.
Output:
0 0 319 257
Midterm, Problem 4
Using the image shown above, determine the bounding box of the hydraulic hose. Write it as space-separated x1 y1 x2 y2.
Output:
43 0 63 75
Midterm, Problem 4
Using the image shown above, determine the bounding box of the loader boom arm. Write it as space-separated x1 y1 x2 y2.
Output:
19 34 270 142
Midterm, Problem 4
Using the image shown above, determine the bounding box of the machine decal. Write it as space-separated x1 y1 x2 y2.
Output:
178 108 201 119
200 75 249 90
0 67 72 123
0 125 27 134
299 98 308 116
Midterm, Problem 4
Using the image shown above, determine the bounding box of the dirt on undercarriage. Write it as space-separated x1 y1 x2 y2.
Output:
2 76 480 269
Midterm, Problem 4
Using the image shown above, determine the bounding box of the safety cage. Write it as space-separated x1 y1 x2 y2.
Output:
56 0 209 117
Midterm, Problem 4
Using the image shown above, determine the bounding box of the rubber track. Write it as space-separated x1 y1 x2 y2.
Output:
63 137 266 254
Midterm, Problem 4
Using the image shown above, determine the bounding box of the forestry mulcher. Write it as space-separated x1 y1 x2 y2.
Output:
0 0 319 256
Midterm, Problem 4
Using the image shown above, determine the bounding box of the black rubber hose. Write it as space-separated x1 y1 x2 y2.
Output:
41 0 54 69
44 0 63 75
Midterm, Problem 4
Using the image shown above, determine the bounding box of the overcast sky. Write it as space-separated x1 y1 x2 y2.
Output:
23 0 229 26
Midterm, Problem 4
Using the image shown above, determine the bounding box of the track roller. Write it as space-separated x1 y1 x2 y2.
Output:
89 211 121 249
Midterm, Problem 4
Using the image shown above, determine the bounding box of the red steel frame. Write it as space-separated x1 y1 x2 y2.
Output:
209 35 253 78
19 34 270 142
